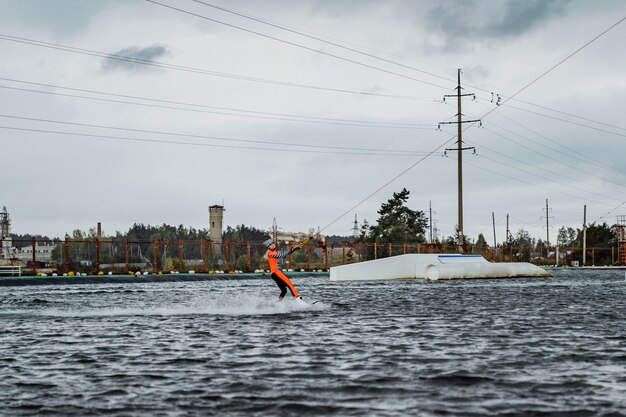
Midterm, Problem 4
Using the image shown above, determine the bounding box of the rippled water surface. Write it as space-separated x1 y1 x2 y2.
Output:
1 269 625 416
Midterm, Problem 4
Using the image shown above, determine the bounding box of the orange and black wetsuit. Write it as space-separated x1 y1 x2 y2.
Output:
266 248 300 299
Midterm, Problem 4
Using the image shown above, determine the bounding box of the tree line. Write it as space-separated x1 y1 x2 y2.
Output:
9 190 622 257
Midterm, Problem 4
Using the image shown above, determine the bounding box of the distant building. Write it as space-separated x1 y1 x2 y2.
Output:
15 242 57 263
275 231 325 245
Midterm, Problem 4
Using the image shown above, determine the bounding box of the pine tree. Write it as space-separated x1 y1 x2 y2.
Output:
362 188 427 243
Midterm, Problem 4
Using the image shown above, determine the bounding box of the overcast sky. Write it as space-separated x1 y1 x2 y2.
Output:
1 0 625 244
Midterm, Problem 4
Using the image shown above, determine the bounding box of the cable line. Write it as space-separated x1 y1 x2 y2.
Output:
195 0 626 137
507 97 626 133
188 0 457 85
466 139 626 196
463 156 615 205
492 100 626 139
482 125 626 189
190 0 623 138
319 134 456 233
464 105 626 185
591 201 626 224
481 122 626 187
317 16 625 232
0 117 434 156
480 17 625 122
145 0 451 91
0 83 432 130
470 152 620 202
0 34 432 101
479 104 626 177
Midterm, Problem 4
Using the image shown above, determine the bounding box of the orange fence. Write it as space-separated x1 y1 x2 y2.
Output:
2 238 623 275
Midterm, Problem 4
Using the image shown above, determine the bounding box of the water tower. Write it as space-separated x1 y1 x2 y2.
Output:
1 206 12 260
208 205 224 244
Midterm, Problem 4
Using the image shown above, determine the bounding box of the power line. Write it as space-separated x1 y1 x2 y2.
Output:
465 103 626 183
491 99 626 139
470 151 620 202
0 118 436 156
145 0 451 90
189 0 625 140
319 133 457 232
0 80 433 130
318 17 625 232
591 201 626 224
472 101 626 177
478 16 626 120
506 97 626 133
462 155 613 204
0 34 433 101
469 138 626 197
481 123 626 188
194 0 626 139
188 0 457 85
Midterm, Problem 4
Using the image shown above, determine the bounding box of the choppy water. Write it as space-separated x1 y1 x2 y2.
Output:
1 269 625 416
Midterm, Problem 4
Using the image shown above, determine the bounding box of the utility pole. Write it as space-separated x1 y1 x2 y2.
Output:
545 199 550 247
506 214 510 244
429 201 435 243
438 69 480 253
582 205 587 266
540 199 553 263
492 212 497 253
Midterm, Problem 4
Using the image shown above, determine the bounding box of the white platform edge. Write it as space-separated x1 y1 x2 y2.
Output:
329 254 551 281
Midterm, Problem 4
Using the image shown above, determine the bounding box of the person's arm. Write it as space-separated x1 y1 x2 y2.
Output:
267 249 292 259
267 238 311 259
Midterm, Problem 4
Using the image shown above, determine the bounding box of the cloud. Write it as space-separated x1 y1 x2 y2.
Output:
484 0 571 37
101 44 169 72
425 0 571 51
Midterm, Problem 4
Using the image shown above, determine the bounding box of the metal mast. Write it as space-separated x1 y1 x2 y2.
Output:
352 214 359 238
438 69 480 252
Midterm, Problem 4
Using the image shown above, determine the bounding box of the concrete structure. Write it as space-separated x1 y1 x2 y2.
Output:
330 253 551 281
15 242 58 263
1 206 12 260
208 205 224 243
207 204 224 262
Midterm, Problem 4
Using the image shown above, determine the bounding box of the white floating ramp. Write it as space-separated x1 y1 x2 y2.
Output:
329 254 551 281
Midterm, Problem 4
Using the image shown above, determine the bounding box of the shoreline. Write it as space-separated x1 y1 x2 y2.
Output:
0 271 329 287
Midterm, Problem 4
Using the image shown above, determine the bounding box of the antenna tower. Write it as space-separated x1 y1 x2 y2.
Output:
617 215 626 265
352 214 359 238
272 218 278 242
